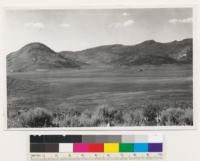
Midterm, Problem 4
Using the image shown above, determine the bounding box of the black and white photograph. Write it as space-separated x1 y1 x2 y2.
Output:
5 8 193 128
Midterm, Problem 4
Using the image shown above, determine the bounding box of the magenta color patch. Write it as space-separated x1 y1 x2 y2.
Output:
73 143 89 152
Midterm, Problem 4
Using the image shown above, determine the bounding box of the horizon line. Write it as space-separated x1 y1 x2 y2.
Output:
11 37 193 54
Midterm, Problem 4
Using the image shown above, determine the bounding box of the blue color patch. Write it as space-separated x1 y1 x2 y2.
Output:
134 143 148 152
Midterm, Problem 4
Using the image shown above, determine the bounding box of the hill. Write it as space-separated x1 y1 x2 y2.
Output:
60 39 192 66
7 42 81 72
7 39 192 72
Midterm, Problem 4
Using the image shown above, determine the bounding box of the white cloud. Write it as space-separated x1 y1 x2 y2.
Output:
109 19 135 29
168 17 192 24
60 23 71 28
122 12 128 16
123 20 135 26
24 22 45 29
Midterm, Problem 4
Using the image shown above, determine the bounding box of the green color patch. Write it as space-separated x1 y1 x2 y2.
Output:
119 143 133 152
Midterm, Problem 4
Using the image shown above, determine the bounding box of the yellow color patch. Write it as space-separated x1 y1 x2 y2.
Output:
104 143 119 153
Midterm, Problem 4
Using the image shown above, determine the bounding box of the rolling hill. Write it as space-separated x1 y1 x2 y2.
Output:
7 42 81 72
7 39 192 72
60 38 192 66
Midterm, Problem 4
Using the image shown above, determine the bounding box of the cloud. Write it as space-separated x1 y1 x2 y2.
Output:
60 23 71 28
24 22 45 29
168 17 192 24
109 19 135 29
123 20 135 26
122 12 128 16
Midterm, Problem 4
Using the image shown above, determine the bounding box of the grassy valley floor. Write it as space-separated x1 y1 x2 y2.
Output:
7 64 193 128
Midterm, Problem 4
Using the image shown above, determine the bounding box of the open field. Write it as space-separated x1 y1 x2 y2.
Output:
7 64 193 128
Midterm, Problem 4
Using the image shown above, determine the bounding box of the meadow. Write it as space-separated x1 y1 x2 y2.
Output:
7 64 193 128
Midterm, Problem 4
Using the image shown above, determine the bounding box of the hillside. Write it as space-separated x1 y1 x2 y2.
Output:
7 42 81 72
7 39 192 72
60 39 192 66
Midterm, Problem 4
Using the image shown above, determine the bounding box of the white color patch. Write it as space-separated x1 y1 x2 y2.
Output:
59 143 73 153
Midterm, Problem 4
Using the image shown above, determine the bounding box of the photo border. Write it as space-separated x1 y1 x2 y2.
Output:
0 2 198 131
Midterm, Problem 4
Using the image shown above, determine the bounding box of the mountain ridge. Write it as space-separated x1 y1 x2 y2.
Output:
60 38 192 66
7 38 192 72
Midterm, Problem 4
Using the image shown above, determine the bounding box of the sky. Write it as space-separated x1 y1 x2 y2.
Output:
3 8 192 53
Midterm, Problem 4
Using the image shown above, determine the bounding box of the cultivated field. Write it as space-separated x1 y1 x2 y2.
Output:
7 64 193 128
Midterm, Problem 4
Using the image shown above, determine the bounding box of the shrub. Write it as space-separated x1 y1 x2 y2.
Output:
79 114 94 127
160 108 185 125
65 108 81 117
180 108 193 125
143 105 161 125
19 107 53 127
128 110 144 126
94 105 124 126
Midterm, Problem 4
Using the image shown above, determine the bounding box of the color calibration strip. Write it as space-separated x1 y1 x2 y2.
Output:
30 134 163 153
30 142 162 153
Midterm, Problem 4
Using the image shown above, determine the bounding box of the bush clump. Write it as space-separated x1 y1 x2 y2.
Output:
19 107 53 127
143 105 162 125
94 105 124 126
123 110 144 126
160 108 193 125
180 108 193 125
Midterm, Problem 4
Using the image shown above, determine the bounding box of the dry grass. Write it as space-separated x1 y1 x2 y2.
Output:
7 65 193 128
8 103 192 128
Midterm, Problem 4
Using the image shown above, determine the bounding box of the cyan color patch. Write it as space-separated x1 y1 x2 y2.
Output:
134 143 148 152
